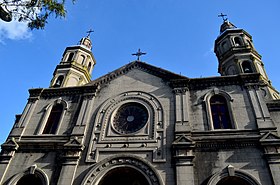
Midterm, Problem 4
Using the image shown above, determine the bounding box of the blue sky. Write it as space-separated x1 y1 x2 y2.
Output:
0 0 280 144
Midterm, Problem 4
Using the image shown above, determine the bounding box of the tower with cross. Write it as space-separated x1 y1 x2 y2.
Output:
50 34 96 88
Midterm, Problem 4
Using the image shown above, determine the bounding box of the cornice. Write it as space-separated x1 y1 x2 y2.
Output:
218 48 262 62
54 63 92 80
170 73 260 90
28 85 98 99
267 100 280 111
215 28 252 44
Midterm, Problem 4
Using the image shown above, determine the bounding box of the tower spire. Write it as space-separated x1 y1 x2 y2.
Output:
50 34 96 88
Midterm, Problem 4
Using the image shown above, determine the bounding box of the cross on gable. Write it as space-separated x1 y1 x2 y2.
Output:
132 48 147 61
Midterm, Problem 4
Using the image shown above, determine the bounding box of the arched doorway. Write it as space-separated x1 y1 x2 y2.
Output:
98 167 149 185
81 155 163 185
16 174 43 185
217 176 251 185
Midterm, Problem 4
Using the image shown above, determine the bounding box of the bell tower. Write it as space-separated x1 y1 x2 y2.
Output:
50 33 96 88
214 16 279 99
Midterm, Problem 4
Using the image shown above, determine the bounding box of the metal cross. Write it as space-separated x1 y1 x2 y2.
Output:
218 13 228 22
86 29 94 38
132 48 146 61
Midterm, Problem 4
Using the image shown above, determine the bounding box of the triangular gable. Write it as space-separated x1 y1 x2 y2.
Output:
260 132 280 141
1 138 19 150
86 61 188 87
173 135 195 145
64 137 82 147
260 132 280 146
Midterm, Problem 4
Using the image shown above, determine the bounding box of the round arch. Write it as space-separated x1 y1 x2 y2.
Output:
203 88 236 130
7 165 49 185
81 154 164 185
207 167 261 185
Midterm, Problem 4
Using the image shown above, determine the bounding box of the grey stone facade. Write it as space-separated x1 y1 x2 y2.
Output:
1 20 280 185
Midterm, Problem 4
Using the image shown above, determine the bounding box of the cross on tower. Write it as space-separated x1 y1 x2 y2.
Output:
86 29 94 38
218 13 228 22
132 48 146 61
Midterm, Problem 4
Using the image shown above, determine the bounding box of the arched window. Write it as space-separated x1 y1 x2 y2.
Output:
67 52 74 62
42 104 63 134
16 174 43 185
81 55 86 65
53 75 64 88
87 62 92 72
210 95 232 129
242 61 253 73
234 37 242 46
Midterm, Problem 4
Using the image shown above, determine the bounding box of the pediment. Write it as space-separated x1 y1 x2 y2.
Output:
1 138 19 150
260 132 280 142
64 137 82 147
173 135 195 145
86 61 187 87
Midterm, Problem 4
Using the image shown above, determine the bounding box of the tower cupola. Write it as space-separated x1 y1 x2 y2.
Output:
214 17 279 100
50 34 96 88
214 19 260 76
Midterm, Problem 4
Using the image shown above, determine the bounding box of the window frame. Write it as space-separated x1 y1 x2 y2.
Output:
204 88 236 130
37 98 68 135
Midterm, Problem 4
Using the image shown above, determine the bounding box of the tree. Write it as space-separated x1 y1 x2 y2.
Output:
0 0 75 29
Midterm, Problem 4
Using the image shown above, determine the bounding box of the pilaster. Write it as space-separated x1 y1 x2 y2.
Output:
172 135 195 185
0 138 19 184
246 85 275 131
260 132 280 185
71 93 95 136
57 137 84 185
174 88 190 133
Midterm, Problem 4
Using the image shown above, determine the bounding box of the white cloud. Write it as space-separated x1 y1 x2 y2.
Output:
0 20 32 43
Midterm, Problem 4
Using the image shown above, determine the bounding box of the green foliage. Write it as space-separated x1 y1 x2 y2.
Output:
0 0 76 29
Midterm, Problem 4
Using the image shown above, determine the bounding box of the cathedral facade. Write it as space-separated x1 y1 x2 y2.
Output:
1 20 280 185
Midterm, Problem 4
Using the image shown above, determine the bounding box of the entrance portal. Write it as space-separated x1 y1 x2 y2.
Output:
98 167 150 185
217 176 251 185
16 174 43 185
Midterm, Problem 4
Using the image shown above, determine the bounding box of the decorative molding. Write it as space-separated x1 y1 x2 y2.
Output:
81 155 164 185
207 165 261 185
203 88 236 130
0 138 19 163
266 100 280 111
87 91 166 163
86 61 185 87
7 165 49 185
31 85 98 99
170 73 261 90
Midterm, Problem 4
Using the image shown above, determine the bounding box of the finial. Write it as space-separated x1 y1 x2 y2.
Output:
86 29 94 38
132 49 147 61
218 13 228 22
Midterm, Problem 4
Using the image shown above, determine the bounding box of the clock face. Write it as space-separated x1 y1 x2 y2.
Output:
112 103 148 134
